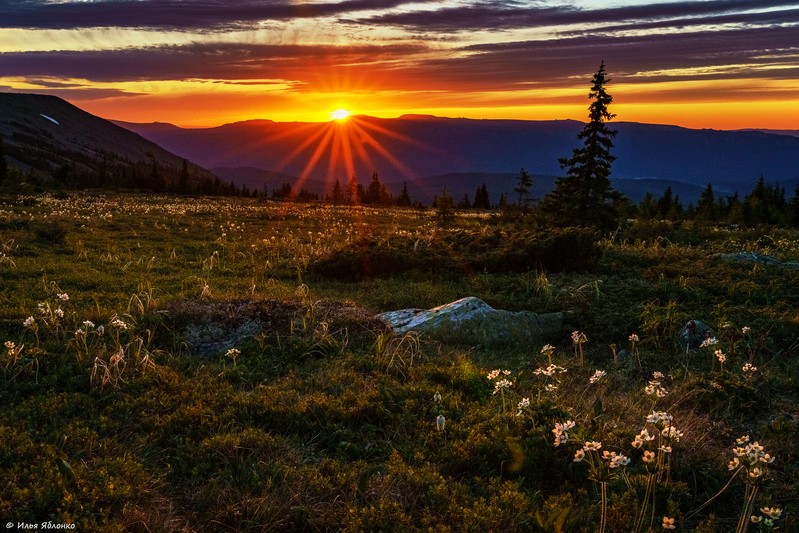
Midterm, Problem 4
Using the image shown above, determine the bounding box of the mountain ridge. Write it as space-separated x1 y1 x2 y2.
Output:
116 114 799 203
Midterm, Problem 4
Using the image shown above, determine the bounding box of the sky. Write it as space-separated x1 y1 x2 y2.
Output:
0 0 797 129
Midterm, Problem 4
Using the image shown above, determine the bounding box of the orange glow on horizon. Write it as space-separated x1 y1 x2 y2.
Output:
331 109 351 121
32 71 795 131
73 95 799 132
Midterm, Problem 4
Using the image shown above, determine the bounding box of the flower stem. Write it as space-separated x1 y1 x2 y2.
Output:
599 481 608 533
735 485 758 533
634 473 656 533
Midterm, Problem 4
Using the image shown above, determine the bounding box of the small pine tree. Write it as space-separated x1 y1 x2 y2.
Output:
435 188 455 227
273 182 292 200
365 171 382 204
473 183 490 209
657 186 674 218
178 159 191 193
498 193 508 209
514 168 533 206
397 182 412 207
637 192 658 219
789 186 799 227
331 178 344 205
696 183 716 220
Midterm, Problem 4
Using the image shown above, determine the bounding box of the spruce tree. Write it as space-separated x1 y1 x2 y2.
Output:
435 189 455 227
365 171 382 204
397 182 412 207
539 61 620 230
178 159 191 193
331 178 344 205
696 183 716 220
514 168 533 206
473 183 490 209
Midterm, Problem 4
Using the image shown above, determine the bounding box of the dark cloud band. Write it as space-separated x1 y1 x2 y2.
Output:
0 0 433 30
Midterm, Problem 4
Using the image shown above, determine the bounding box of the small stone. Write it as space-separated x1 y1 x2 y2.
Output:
677 319 717 351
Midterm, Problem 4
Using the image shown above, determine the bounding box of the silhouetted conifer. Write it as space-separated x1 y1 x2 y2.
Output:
331 179 344 205
514 168 532 206
473 183 490 209
178 159 191 192
435 188 455 227
539 62 621 230
696 183 716 220
397 182 412 207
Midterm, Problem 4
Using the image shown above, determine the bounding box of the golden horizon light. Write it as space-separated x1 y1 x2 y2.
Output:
331 109 351 121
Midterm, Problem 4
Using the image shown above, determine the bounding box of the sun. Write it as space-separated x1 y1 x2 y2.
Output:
331 108 351 121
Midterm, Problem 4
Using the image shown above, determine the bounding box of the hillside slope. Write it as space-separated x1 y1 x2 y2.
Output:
0 93 215 189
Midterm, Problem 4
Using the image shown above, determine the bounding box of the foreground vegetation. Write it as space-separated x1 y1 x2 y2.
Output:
1 193 797 531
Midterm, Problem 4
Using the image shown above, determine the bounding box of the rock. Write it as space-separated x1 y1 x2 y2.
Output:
718 252 799 269
376 297 562 348
677 319 717 351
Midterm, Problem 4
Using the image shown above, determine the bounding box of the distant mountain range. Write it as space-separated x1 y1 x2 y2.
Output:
2 93 797 205
0 93 215 189
117 115 799 204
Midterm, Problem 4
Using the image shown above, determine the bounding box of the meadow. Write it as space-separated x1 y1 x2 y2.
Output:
0 193 797 532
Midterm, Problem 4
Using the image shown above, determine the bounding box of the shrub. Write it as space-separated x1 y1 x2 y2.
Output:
309 227 602 281
31 221 69 246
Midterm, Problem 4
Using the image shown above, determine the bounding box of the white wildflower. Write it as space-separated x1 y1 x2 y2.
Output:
760 507 782 520
589 369 606 384
742 362 757 373
700 337 718 348
492 379 513 395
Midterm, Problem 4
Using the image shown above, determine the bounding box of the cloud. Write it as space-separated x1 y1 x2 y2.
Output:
0 0 436 30
1 86 141 100
0 19 795 102
351 0 799 33
1 0 796 119
0 42 429 84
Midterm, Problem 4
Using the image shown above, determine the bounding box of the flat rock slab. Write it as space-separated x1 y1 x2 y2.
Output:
377 297 562 348
719 252 799 269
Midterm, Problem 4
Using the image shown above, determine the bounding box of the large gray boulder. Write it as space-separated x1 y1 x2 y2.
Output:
376 297 562 348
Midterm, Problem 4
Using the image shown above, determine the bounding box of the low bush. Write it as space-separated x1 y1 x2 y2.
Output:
309 226 602 281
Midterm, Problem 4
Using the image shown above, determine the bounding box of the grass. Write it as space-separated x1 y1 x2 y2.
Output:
0 192 797 531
